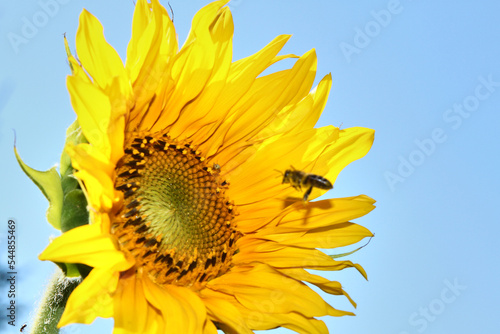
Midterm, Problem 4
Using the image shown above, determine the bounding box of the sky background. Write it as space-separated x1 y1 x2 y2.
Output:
1 0 499 333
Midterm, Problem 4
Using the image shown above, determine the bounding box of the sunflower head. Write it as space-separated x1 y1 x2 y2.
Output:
37 1 375 332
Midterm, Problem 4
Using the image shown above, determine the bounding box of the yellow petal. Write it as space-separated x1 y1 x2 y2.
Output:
39 223 133 271
201 293 253 334
204 287 332 333
192 35 294 150
58 267 117 327
228 126 338 207
118 306 165 334
126 0 177 131
113 271 149 333
143 308 165 334
169 7 234 140
151 1 231 132
268 222 373 249
279 267 357 307
235 240 367 278
142 277 208 333
210 50 318 162
248 312 330 334
66 143 117 211
260 195 376 233
319 127 375 187
67 55 92 84
217 35 292 111
126 0 174 82
183 0 230 48
270 73 332 135
102 76 128 164
76 9 130 95
66 76 112 156
208 264 334 318
202 320 218 334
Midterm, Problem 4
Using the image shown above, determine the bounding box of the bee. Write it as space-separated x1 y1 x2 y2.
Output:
20 324 27 332
281 166 333 201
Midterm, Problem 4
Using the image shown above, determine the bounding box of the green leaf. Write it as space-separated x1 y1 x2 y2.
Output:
15 146 63 230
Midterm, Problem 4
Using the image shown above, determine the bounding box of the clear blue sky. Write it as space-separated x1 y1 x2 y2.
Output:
1 1 499 333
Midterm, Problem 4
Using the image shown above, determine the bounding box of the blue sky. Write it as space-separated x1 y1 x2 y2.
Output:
1 1 499 333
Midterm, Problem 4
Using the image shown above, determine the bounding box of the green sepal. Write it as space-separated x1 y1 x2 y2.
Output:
55 262 81 277
328 236 374 259
60 120 89 233
60 119 87 178
61 170 79 195
55 262 92 278
76 263 92 279
329 247 365 259
60 189 89 233
15 147 63 230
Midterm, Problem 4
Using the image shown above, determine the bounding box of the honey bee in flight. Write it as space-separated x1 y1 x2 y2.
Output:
281 167 333 201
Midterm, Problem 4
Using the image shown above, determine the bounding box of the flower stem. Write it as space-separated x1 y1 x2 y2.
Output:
30 268 80 334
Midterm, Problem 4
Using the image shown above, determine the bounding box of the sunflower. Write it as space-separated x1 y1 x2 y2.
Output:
39 0 375 333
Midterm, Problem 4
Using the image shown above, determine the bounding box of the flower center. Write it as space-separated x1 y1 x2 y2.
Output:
112 134 241 288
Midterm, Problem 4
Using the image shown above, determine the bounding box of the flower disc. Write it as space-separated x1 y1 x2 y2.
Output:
113 134 240 287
